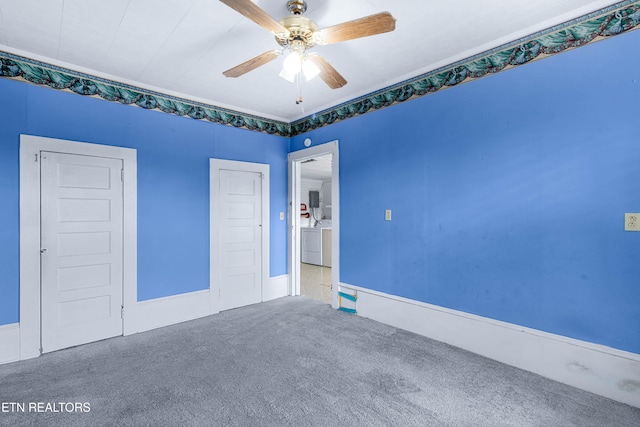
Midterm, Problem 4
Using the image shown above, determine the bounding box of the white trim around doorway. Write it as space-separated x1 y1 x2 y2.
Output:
288 140 340 308
19 135 137 361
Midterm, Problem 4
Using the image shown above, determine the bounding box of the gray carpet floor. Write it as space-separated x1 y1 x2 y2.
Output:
1 297 638 426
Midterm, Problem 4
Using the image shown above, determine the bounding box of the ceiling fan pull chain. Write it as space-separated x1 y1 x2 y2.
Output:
296 72 305 112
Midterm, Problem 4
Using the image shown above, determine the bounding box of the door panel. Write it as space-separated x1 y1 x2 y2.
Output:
218 169 262 311
40 151 124 353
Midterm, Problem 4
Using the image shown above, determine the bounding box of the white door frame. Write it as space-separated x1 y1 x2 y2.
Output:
288 140 340 308
209 159 270 314
19 135 137 360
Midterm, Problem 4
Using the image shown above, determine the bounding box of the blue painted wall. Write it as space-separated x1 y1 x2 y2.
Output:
0 78 288 324
1 28 638 354
292 30 640 354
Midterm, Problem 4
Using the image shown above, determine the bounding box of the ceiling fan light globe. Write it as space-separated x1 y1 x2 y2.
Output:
282 50 302 74
302 59 320 81
278 66 297 82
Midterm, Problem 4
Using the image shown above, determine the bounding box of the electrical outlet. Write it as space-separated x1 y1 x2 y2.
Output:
625 213 640 231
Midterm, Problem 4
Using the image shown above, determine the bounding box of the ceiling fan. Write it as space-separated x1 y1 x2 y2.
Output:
220 0 396 90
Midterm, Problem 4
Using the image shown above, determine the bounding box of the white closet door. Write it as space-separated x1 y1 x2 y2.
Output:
218 169 263 311
40 151 124 353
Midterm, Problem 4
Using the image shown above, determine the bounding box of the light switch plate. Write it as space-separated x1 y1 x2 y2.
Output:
625 213 640 231
280 212 285 220
385 210 392 221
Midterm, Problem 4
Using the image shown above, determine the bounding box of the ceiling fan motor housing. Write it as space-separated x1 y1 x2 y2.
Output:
275 15 319 49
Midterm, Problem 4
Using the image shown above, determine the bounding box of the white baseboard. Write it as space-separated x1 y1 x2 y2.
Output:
132 289 211 334
2 279 289 365
133 276 289 334
0 323 20 365
341 283 640 408
264 274 289 302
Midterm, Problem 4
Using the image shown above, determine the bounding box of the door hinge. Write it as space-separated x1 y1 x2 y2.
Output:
121 169 124 182
35 153 38 162
121 305 124 319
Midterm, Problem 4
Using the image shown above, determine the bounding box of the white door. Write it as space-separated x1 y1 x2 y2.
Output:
218 169 263 311
40 151 124 353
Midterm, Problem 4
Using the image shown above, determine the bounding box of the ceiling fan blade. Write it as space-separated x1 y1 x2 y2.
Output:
316 12 396 45
307 53 347 89
220 0 289 35
223 50 281 78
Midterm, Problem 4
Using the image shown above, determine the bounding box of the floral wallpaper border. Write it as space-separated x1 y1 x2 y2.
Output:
1 0 638 138
0 53 291 136
290 0 640 135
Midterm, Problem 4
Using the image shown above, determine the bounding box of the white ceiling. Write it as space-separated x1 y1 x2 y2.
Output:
301 154 331 180
0 0 622 122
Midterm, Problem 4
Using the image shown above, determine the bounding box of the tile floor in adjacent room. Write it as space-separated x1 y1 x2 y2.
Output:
300 262 332 304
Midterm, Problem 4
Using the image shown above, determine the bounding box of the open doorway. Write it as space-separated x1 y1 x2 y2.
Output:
288 141 339 308
299 154 332 303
